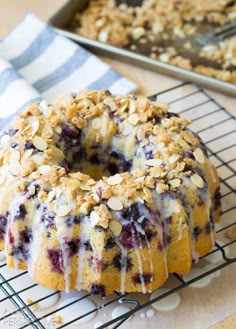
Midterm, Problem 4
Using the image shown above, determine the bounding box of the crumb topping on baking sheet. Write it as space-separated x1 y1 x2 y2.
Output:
70 0 236 84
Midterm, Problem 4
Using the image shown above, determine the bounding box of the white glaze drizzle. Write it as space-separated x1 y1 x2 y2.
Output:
0 250 5 262
27 207 44 279
207 197 215 251
120 249 128 294
55 215 73 292
151 288 181 311
208 160 217 183
133 243 146 293
147 193 169 277
115 240 127 294
55 297 96 325
6 196 28 269
112 305 131 321
76 216 90 290
181 176 200 261
143 235 154 292
135 211 154 292
146 308 155 318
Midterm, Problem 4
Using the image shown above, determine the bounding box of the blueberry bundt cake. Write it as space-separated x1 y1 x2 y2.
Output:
0 90 221 295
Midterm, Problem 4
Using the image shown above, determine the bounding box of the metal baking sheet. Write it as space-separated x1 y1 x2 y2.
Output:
48 0 236 97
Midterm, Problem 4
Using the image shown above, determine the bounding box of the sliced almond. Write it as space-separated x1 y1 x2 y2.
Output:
169 178 181 188
169 154 180 164
46 191 56 203
87 179 96 186
145 159 163 167
132 27 145 40
193 148 205 164
81 98 93 109
109 220 122 237
30 172 41 180
177 137 190 150
9 160 20 176
55 126 62 134
22 149 33 160
107 174 123 185
158 142 165 150
38 165 51 175
135 176 145 184
32 136 48 151
137 129 145 141
48 202 56 213
143 187 153 200
39 100 49 112
10 150 21 162
129 99 136 113
191 174 204 188
1 135 11 145
107 196 123 211
104 97 116 111
122 123 133 136
31 120 40 136
80 185 92 191
95 18 104 28
128 113 139 125
42 124 53 139
91 192 100 203
21 159 35 177
0 175 6 185
32 154 45 165
159 53 170 63
90 210 100 226
98 30 108 43
56 205 72 217
119 99 129 112
28 185 36 196
92 118 101 130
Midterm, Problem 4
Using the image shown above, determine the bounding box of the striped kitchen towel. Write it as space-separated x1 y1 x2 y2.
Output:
0 13 137 130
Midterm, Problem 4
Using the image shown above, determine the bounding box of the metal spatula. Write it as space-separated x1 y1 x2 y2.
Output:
196 22 236 46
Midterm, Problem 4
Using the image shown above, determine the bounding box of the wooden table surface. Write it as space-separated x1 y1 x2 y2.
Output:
0 1 235 329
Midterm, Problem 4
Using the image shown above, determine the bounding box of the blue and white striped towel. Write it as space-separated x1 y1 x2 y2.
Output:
0 13 137 130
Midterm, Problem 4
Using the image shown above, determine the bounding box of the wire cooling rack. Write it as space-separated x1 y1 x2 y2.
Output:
0 82 235 329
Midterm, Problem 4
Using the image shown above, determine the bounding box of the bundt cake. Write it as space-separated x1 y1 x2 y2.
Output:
0 90 221 296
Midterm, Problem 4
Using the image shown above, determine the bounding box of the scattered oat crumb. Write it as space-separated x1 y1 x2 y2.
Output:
224 226 236 241
53 315 63 324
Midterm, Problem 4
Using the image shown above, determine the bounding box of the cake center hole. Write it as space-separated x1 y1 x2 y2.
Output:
72 149 133 180
59 123 133 180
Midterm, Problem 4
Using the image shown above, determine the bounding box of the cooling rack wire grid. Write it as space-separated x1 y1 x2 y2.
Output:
0 82 235 329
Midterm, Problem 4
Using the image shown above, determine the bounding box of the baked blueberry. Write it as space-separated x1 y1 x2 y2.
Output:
14 204 27 220
113 253 133 271
47 249 64 273
0 215 7 240
90 283 106 296
132 273 153 284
